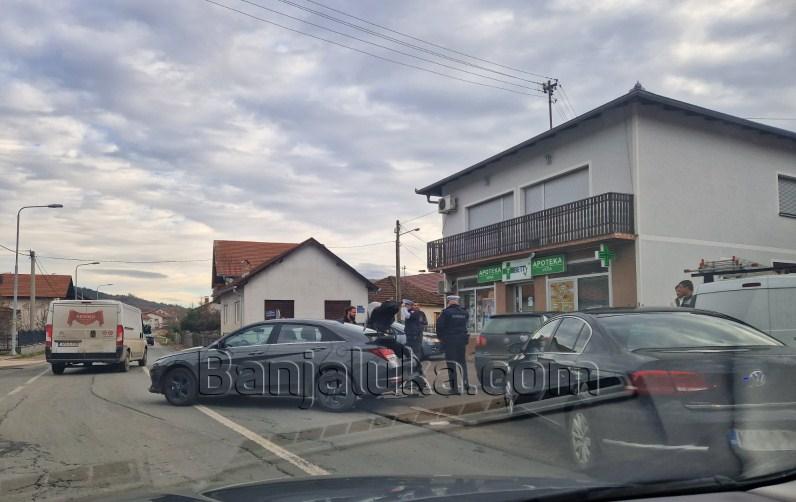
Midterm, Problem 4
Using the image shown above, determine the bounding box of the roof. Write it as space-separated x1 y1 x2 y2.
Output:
0 273 73 299
215 238 377 297
369 276 444 306
213 240 298 286
402 273 443 294
416 86 796 197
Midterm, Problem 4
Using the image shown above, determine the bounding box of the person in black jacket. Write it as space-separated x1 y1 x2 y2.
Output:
403 300 424 358
436 295 470 394
339 305 357 324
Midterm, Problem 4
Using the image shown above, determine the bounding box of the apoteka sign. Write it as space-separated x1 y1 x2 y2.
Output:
531 255 566 276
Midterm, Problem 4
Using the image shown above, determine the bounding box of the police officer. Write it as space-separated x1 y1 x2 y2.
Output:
403 300 424 357
436 295 470 394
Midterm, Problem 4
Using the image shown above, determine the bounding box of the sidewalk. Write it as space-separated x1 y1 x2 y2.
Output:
0 353 46 368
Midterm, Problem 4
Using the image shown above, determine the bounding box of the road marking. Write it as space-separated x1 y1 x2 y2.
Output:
410 406 470 423
143 367 150 377
26 368 49 385
194 404 329 476
8 386 24 395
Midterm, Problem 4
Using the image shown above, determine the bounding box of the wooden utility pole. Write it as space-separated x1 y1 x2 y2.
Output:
394 219 401 305
542 79 559 130
29 250 35 330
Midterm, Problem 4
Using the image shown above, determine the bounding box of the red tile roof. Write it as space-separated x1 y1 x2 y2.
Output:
402 273 443 294
213 240 298 286
369 276 443 306
0 273 73 298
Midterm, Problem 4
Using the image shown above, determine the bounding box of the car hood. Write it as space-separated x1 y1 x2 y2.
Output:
154 345 205 363
132 475 602 501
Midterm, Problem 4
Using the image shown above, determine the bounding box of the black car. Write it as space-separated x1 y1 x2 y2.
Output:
501 308 796 473
148 319 424 411
475 312 554 385
390 322 444 360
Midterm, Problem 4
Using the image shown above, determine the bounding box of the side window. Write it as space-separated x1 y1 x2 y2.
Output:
548 317 588 353
276 324 342 344
224 325 275 347
530 319 560 352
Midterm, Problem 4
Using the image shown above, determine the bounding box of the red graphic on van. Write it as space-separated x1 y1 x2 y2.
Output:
67 310 105 326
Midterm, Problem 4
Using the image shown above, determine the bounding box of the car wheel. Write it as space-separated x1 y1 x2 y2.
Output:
51 363 65 375
163 367 198 406
504 381 516 415
138 348 147 367
118 352 130 372
316 369 356 412
568 407 601 471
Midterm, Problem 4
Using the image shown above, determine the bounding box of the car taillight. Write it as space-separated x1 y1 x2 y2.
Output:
45 324 53 348
116 324 124 346
477 335 487 348
629 370 712 395
368 347 398 367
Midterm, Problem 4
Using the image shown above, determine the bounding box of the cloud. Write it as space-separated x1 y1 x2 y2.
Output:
0 0 793 305
90 269 169 280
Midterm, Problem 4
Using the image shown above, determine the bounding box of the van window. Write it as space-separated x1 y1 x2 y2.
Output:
694 289 770 332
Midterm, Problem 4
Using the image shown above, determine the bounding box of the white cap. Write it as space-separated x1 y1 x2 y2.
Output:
446 295 460 302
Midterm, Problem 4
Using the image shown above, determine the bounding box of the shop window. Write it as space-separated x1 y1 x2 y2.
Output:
467 192 514 230
548 274 610 312
524 167 589 214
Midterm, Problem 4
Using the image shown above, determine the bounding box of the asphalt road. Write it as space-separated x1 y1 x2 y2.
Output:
0 344 584 501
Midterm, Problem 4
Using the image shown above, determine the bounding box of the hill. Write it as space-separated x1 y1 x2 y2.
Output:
73 287 188 319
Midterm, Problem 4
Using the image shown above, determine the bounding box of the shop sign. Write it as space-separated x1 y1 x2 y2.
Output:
532 254 566 275
477 263 503 283
502 257 533 282
595 244 615 268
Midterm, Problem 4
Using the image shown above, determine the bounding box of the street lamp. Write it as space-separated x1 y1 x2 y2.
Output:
96 284 113 299
11 204 63 354
74 262 100 299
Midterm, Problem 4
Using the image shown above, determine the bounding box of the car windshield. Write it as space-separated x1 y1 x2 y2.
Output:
482 316 544 334
599 313 782 351
2 1 796 501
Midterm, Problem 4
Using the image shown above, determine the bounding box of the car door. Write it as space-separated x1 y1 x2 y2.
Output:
539 316 592 397
217 324 278 395
264 323 344 396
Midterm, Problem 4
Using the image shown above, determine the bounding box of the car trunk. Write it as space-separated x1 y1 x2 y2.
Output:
633 346 796 406
52 303 119 354
478 316 545 359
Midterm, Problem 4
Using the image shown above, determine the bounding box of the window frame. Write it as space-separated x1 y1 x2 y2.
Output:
778 173 796 218
542 315 593 355
521 165 591 215
465 191 515 230
223 323 278 348
272 322 344 345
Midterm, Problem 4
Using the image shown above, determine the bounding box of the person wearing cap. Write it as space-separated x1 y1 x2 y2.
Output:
436 295 470 394
401 299 412 321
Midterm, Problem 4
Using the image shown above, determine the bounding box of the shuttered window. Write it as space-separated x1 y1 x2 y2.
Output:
524 167 589 215
779 175 796 217
467 192 514 230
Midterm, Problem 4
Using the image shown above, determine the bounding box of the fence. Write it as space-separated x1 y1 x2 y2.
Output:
18 329 45 347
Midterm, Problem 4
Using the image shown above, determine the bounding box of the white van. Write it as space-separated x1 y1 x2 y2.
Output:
694 275 796 347
45 300 148 374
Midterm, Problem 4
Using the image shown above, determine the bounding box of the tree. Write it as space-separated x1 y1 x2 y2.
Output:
180 307 220 333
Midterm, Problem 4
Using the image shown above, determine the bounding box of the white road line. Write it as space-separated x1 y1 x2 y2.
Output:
410 406 470 423
26 368 49 385
8 386 24 396
194 404 329 476
143 366 150 377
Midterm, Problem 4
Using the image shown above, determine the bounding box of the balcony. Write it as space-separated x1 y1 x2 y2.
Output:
427 192 635 270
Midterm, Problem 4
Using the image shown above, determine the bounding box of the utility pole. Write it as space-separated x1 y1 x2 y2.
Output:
542 79 559 130
394 220 401 305
29 250 35 330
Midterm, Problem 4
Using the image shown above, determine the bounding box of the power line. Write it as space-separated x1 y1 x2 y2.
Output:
203 0 542 96
0 243 27 256
401 209 436 224
558 83 578 118
227 0 543 93
36 255 209 264
407 231 428 244
266 0 545 86
327 239 393 249
302 0 556 80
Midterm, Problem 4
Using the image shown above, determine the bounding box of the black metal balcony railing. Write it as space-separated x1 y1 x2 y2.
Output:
427 192 634 270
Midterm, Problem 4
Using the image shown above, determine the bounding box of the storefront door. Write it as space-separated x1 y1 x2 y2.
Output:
461 286 495 333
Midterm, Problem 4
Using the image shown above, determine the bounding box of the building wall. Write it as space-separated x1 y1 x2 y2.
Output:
0 298 52 329
220 291 243 335
635 108 796 306
218 245 370 334
440 109 635 236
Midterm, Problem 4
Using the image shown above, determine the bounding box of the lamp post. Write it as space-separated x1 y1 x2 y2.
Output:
96 284 113 299
394 221 420 307
74 262 100 299
11 204 63 354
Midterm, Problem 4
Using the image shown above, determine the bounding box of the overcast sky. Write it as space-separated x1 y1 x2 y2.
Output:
1 0 794 305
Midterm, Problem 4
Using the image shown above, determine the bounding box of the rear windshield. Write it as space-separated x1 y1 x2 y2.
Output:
599 313 781 351
482 316 544 335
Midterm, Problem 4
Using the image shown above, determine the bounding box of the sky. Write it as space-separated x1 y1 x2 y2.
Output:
1 0 794 306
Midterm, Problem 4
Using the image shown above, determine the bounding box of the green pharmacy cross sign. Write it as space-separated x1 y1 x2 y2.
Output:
595 244 616 268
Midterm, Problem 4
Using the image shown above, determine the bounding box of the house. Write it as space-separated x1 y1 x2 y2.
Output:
0 273 74 329
416 84 796 333
369 274 444 326
142 311 165 329
213 238 378 334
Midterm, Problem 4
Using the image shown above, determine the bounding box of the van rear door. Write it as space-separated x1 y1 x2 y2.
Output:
52 303 120 354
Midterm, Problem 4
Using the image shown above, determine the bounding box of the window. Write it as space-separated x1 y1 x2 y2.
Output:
547 317 589 353
778 175 796 217
524 167 589 214
528 318 560 352
275 324 342 343
324 300 351 320
234 301 240 323
224 324 275 347
467 192 514 230
482 315 544 335
223 304 228 324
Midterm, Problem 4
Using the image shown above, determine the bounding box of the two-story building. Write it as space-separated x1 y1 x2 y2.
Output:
416 84 796 333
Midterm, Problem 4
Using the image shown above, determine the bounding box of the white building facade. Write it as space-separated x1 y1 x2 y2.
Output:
417 86 796 332
215 239 375 335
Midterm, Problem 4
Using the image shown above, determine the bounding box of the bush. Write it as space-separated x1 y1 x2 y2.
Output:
180 308 220 333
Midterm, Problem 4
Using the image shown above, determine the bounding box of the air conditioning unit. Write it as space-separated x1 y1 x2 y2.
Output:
438 195 457 214
437 277 453 294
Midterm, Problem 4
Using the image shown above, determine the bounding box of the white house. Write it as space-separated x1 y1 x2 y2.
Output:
213 238 377 334
416 84 796 332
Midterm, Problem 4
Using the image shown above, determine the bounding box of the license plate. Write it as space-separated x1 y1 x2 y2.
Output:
730 429 796 451
58 341 80 347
